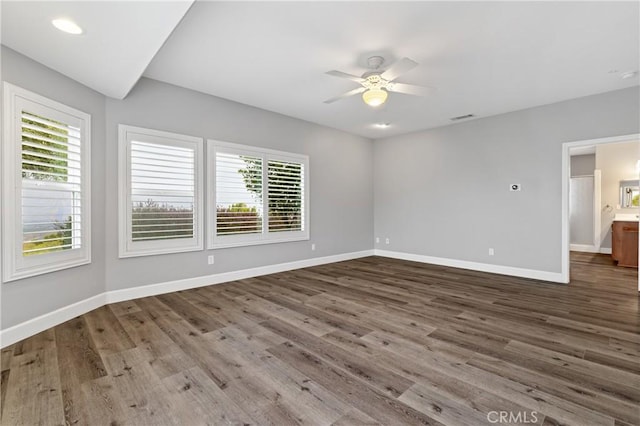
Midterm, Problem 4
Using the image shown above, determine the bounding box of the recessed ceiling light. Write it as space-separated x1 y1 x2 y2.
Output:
374 123 390 129
52 18 83 35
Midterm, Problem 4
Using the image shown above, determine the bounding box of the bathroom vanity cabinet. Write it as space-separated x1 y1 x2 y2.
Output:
612 220 638 268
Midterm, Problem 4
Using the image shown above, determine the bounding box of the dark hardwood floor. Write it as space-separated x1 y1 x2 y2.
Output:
1 253 638 425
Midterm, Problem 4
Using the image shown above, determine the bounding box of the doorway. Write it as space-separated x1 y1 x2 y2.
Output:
562 133 640 291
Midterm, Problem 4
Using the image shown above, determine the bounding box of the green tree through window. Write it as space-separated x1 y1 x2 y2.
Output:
238 157 302 232
21 112 69 181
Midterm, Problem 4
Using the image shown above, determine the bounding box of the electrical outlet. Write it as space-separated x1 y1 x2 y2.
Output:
376 237 380 244
207 255 215 265
385 238 390 245
488 248 494 256
311 243 316 251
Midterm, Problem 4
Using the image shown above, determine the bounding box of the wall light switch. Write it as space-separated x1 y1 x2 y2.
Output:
311 243 316 251
207 255 215 265
376 237 380 244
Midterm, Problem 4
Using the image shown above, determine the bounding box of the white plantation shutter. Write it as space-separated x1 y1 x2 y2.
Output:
215 152 263 236
21 111 83 255
119 125 203 257
130 141 195 241
2 83 91 282
267 160 303 233
208 141 309 248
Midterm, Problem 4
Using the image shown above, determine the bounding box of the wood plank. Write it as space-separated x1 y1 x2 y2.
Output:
261 317 414 397
468 352 640 425
363 329 617 426
206 323 353 424
162 366 256 425
1 347 14 371
236 292 337 336
504 340 639 391
0 369 10 419
55 316 107 426
331 409 381 425
2 348 65 426
156 292 225 333
11 328 56 356
257 290 374 337
83 347 175 425
135 296 237 390
398 383 510 426
267 341 444 425
117 310 196 379
83 306 135 356
107 300 142 317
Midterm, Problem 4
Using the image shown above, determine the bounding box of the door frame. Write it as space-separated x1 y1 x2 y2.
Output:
561 133 640 289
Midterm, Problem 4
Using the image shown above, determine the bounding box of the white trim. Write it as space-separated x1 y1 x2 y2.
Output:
599 247 612 255
118 125 204 258
570 244 599 253
562 133 640 290
2 82 92 282
0 249 373 348
593 169 602 250
207 139 310 249
0 293 106 349
106 249 372 303
375 249 565 283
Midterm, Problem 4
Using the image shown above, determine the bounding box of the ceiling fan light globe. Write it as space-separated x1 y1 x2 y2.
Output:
362 89 388 107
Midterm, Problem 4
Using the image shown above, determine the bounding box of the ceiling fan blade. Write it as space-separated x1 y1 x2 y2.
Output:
326 70 365 83
323 86 366 104
386 82 435 96
380 57 419 82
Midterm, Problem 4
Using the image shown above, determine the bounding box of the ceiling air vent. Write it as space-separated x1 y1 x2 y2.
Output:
450 114 475 121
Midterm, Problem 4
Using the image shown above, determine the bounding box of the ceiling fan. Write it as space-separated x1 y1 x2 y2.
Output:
324 56 432 107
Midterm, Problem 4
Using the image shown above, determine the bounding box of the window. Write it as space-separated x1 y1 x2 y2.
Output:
208 141 309 248
119 125 203 257
2 83 91 281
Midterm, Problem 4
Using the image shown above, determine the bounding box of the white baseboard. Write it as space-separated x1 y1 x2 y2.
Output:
0 293 107 349
570 244 599 253
106 249 374 304
374 249 565 283
1 249 374 348
569 244 612 255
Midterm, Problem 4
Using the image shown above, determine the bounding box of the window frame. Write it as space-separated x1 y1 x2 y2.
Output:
207 140 310 249
118 125 204 258
2 82 92 282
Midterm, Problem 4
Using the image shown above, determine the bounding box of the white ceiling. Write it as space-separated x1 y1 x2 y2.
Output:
2 1 639 139
1 1 194 99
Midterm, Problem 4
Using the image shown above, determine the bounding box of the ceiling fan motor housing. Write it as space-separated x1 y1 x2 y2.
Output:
367 55 385 69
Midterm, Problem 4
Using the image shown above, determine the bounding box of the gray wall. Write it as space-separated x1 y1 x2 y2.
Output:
1 49 373 330
570 154 595 177
2 44 637 331
1 47 107 328
374 87 639 273
104 78 374 290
